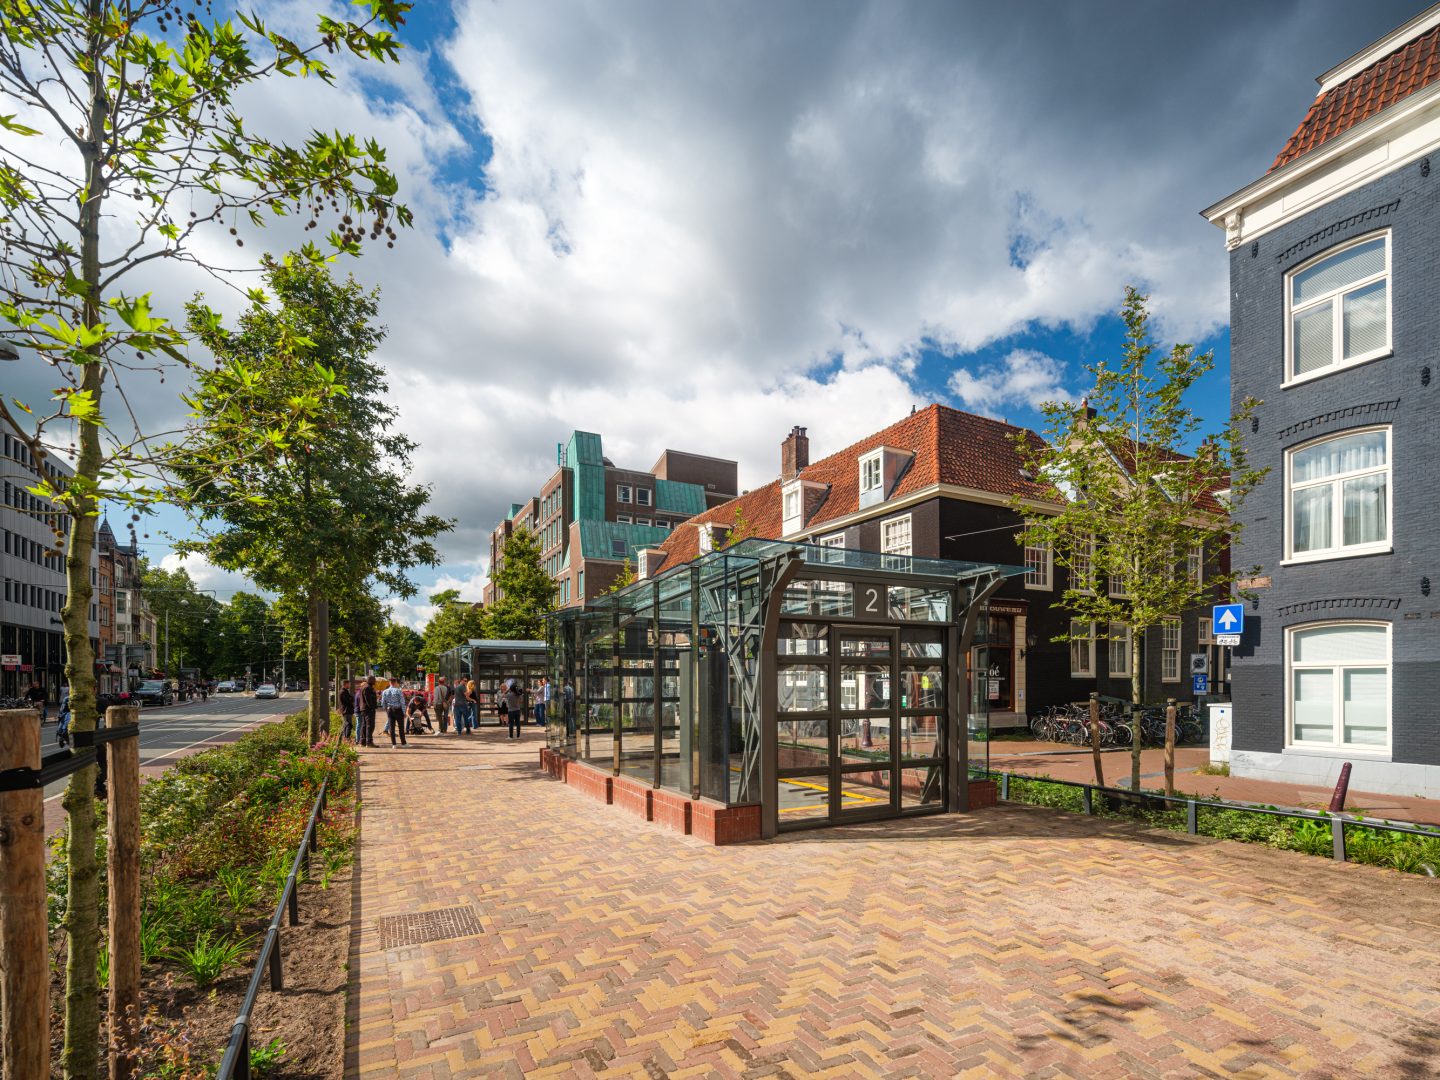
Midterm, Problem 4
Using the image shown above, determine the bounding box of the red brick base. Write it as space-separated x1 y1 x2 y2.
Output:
612 774 654 821
968 779 998 809
692 800 761 845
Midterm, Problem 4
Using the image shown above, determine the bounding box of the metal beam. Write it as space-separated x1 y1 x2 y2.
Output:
948 571 1007 813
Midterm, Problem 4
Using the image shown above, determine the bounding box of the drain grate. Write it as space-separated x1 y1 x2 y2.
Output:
377 906 482 949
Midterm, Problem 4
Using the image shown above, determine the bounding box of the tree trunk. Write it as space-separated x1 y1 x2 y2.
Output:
1088 691 1105 787
1130 631 1143 792
63 11 110 1072
306 591 330 742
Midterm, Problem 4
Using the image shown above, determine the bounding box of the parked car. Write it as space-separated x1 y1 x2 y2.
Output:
216 680 237 693
254 683 279 700
134 680 173 707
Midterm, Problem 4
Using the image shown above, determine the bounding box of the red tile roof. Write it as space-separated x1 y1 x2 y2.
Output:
1271 22 1440 172
652 405 1053 572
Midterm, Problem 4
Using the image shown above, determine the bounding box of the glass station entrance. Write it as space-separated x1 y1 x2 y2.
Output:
546 539 1024 839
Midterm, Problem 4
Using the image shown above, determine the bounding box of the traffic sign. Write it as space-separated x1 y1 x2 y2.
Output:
1192 673 1209 694
1212 603 1244 637
1189 653 1208 676
1215 634 1241 647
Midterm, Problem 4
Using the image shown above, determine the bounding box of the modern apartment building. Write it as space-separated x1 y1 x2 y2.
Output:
1203 5 1440 795
643 407 1222 723
1 421 99 700
484 431 737 608
99 518 156 690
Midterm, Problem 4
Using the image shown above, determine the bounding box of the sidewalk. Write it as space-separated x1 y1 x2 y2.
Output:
347 727 1440 1078
988 740 1440 826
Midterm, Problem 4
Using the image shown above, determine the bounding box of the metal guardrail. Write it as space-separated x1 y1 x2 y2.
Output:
215 746 338 1080
992 770 1440 864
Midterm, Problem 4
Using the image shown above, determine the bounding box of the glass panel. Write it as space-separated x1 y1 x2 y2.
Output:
1342 279 1387 358
899 764 944 809
1292 625 1387 664
898 713 942 758
777 773 831 822
1343 668 1388 747
1341 474 1387 546
778 621 829 656
1292 237 1385 304
836 769 891 812
777 665 828 713
839 713 891 764
839 636 892 657
1290 485 1332 554
1292 304 1333 376
1291 669 1334 744
900 629 944 658
777 719 829 769
840 665 891 710
1292 430 1387 482
887 586 951 621
780 580 854 617
898 666 942 709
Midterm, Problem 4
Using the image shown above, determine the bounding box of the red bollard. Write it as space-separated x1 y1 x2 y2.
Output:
1328 761 1352 813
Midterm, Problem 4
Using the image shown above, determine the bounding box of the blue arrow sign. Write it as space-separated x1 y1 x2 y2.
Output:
1213 603 1244 637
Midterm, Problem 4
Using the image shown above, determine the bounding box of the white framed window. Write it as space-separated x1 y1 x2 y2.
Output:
636 517 650 527
617 514 632 524
1023 536 1052 591
819 532 845 548
616 484 633 503
1285 233 1390 384
1187 544 1203 586
1287 622 1390 752
1108 623 1131 678
636 488 652 506
881 514 912 559
1197 617 1214 646
657 519 671 532
1161 618 1181 682
1069 620 1094 677
860 451 883 496
1285 428 1389 563
1107 568 1130 599
1070 536 1094 594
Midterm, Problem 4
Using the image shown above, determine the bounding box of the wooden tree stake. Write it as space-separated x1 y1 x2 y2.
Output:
106 705 141 1080
1164 698 1177 796
0 708 49 1079
1088 692 1105 788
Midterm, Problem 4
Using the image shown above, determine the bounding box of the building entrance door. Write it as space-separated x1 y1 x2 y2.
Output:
775 619 948 831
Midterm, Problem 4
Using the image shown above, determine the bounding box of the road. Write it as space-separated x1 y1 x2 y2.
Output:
41 692 294 814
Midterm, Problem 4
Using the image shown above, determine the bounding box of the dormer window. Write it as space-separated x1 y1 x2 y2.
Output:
860 452 883 496
858 445 913 509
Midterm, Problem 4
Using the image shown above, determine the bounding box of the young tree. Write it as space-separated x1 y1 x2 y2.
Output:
484 527 555 640
171 256 449 740
0 6 411 1071
419 589 487 668
601 557 635 595
377 619 422 680
1014 287 1266 793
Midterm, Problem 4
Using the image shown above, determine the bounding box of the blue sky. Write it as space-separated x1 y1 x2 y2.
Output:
65 0 1422 622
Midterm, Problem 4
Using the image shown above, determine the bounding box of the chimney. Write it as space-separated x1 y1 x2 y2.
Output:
781 426 810 480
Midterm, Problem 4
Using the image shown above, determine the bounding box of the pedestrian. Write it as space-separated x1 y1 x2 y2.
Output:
359 675 380 747
405 692 432 734
433 676 451 734
379 679 407 747
563 679 576 737
463 678 479 733
56 685 71 747
503 677 524 740
26 680 47 723
338 679 356 743
535 676 551 728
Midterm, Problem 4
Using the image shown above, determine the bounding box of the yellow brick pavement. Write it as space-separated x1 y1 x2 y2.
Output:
347 729 1440 1079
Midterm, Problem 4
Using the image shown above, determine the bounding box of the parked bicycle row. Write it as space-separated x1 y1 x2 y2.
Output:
1029 701 1205 747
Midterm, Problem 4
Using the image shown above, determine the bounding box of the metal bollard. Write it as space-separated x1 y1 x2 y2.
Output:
1000 773 1009 801
1186 800 1198 835
1332 815 1347 862
1082 786 1093 815
288 877 301 926
267 929 283 991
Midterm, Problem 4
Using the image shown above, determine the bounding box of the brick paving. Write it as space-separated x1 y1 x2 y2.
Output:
348 728 1440 1079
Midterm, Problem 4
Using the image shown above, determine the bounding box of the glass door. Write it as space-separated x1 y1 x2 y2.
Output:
834 629 900 818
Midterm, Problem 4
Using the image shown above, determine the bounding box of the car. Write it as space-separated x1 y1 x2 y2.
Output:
216 680 238 693
254 683 279 700
134 680 174 707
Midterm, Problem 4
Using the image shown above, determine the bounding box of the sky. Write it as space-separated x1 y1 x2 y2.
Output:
4 0 1426 628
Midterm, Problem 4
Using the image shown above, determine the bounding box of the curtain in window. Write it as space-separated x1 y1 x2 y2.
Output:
1291 669 1334 743
1292 305 1333 376
1343 668 1388 746
1341 474 1387 546
1342 279 1387 358
1292 430 1386 482
1291 485 1332 553
1292 237 1385 304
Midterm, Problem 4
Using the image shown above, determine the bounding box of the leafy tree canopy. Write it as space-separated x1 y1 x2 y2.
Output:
420 588 488 667
484 527 555 641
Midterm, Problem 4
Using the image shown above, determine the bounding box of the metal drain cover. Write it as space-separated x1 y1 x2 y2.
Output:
377 906 482 949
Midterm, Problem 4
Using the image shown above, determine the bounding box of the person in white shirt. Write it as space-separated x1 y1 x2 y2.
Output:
379 681 407 747
535 676 551 727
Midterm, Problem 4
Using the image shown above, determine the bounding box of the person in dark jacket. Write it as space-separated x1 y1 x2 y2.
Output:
338 680 356 743
358 676 380 747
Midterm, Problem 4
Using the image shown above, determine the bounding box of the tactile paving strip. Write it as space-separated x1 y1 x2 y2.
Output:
376 906 481 949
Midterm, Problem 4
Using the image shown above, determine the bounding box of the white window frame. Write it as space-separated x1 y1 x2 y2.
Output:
1197 617 1214 646
1284 231 1391 387
616 484 633 504
859 450 883 496
1160 618 1182 682
1107 568 1130 599
636 488 652 506
1285 621 1391 754
880 514 912 558
1070 536 1095 595
1108 623 1131 678
636 517 650 527
1069 620 1095 678
617 514 632 525
1187 544 1204 587
1023 536 1052 591
1283 426 1391 564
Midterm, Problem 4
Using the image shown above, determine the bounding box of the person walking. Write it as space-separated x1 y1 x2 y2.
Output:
338 679 356 743
503 678 524 740
26 680 47 723
535 676 551 728
380 679 407 747
433 676 451 734
463 678 479 734
359 675 380 747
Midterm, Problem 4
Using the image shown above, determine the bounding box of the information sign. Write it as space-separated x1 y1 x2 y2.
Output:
1192 674 1209 694
1215 634 1241 647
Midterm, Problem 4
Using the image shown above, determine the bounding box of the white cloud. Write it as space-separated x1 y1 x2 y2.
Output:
948 350 1075 419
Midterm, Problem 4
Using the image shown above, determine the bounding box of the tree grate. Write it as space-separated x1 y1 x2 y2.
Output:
377 906 482 949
